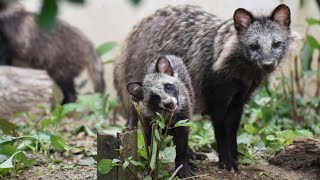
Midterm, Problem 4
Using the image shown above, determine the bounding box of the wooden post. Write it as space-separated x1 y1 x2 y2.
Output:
97 129 138 180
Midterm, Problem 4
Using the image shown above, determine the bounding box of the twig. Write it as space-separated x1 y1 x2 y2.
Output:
168 164 183 180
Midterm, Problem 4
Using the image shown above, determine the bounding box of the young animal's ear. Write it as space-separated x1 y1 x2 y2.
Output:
127 82 144 101
271 4 291 27
233 8 254 31
156 56 174 76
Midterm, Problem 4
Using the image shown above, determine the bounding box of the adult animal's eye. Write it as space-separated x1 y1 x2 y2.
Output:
250 44 260 51
272 41 282 49
164 84 176 92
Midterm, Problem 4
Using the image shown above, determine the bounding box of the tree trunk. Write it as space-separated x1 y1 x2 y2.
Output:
0 66 53 118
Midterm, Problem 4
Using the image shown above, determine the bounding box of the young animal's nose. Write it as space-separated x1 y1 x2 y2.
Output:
262 61 275 72
164 101 174 109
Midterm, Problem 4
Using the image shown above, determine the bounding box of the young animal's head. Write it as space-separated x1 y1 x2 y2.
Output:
234 4 294 73
127 56 181 116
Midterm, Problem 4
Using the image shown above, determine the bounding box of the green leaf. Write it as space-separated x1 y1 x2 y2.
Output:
0 136 19 145
112 159 120 164
160 146 176 164
143 176 152 180
174 119 194 128
72 125 95 136
154 129 161 141
122 160 129 169
156 112 165 123
129 160 145 167
96 42 117 56
38 0 58 30
266 134 276 141
300 42 313 71
306 18 320 26
0 151 21 169
0 119 17 136
149 133 158 170
97 159 115 174
307 35 319 49
50 135 67 151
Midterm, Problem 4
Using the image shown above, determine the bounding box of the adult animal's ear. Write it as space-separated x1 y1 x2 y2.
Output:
271 4 291 27
233 8 254 32
155 56 174 76
127 82 144 101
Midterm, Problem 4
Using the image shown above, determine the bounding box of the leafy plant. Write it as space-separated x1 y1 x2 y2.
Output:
97 102 194 180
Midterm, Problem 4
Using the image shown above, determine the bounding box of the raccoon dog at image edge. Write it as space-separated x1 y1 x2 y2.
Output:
0 2 105 104
114 4 297 173
126 55 196 177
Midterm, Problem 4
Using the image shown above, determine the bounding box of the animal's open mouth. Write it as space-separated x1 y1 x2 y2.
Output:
168 105 178 113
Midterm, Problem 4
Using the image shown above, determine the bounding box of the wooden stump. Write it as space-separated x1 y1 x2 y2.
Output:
269 138 320 170
0 66 53 118
97 129 138 180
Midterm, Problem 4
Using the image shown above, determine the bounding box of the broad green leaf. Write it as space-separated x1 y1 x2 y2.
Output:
0 119 17 136
50 135 67 151
38 0 58 30
160 146 176 164
97 159 115 174
174 120 195 128
122 160 129 169
0 155 7 163
266 134 276 141
0 136 18 144
0 144 17 156
307 35 319 49
144 176 152 180
96 42 117 56
0 151 21 169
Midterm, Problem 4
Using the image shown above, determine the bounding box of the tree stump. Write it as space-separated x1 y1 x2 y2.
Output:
269 138 320 170
97 128 138 180
0 66 53 118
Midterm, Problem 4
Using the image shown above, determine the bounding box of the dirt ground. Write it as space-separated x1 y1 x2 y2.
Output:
3 117 320 180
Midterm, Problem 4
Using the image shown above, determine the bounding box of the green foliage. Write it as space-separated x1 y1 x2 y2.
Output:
97 104 193 179
96 41 117 57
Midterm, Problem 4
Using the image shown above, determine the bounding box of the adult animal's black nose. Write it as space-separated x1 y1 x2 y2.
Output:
262 61 275 72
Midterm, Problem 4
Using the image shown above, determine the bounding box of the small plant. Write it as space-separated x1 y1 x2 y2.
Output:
97 102 194 180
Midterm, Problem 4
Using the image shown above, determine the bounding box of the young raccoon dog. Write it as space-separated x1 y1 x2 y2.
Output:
115 4 297 172
126 55 195 178
0 2 105 104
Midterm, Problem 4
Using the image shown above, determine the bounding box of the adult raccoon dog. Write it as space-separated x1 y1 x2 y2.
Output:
127 55 195 178
114 4 297 171
0 2 105 104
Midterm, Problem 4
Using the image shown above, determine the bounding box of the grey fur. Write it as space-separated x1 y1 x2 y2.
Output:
0 2 105 102
114 4 297 117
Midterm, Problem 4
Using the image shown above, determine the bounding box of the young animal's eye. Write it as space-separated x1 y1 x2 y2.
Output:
250 44 260 51
272 41 282 49
150 94 160 102
164 84 176 92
